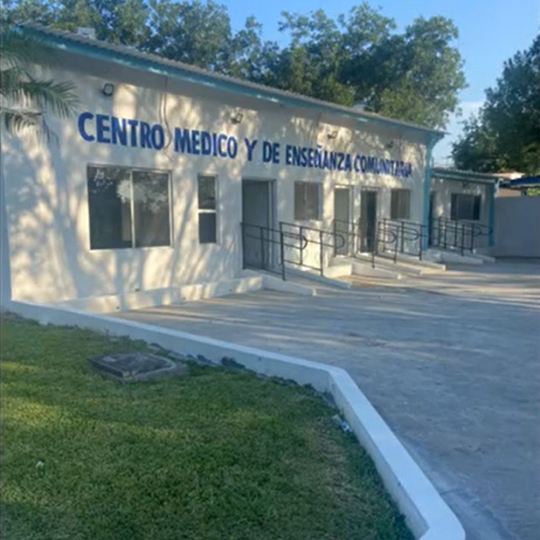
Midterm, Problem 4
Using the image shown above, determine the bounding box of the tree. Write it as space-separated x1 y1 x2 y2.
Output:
0 27 78 138
452 36 540 174
3 1 467 130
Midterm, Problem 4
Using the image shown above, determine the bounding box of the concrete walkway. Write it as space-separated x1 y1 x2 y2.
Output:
113 260 540 540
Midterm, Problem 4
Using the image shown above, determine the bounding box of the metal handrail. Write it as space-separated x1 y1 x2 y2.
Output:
332 218 399 268
380 218 427 260
241 222 309 280
431 217 491 255
279 221 346 276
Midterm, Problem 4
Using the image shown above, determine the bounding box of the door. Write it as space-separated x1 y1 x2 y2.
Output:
334 187 351 255
360 190 378 252
242 180 272 269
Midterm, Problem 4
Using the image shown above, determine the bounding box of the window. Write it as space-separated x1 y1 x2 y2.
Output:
390 189 411 220
198 176 217 243
451 194 481 221
87 165 171 250
294 182 321 220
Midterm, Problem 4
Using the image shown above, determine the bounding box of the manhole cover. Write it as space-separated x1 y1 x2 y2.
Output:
88 352 188 383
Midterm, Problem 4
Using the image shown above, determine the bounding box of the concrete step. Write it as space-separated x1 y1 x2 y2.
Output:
353 253 445 276
426 249 484 265
284 266 352 290
325 262 353 278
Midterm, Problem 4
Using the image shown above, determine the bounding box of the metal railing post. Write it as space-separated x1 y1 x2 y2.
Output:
319 230 324 275
299 226 304 266
260 226 265 269
400 221 405 253
241 223 246 269
461 224 465 255
394 225 399 263
280 231 286 280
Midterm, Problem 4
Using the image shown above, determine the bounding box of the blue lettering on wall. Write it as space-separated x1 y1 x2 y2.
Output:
96 114 110 144
78 112 95 142
76 112 414 177
111 117 127 146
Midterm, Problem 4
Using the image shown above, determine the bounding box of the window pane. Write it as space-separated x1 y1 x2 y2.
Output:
132 171 171 247
294 182 304 220
199 212 217 244
305 183 320 220
391 189 411 220
87 166 132 249
294 182 320 220
198 176 216 210
401 190 411 219
473 196 481 220
451 194 458 220
452 194 481 221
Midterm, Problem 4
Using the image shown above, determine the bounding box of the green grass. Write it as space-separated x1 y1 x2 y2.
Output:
0 316 413 540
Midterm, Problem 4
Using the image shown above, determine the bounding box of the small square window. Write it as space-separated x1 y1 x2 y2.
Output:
451 194 481 220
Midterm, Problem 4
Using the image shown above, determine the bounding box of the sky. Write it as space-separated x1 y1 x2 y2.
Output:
224 0 539 165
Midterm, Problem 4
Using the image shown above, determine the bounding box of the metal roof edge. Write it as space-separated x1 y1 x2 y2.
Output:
18 23 445 141
432 167 502 184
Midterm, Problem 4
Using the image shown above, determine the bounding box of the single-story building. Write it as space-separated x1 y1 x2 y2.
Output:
0 24 500 309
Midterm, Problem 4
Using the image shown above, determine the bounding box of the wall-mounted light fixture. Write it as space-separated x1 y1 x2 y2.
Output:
231 111 244 124
102 83 115 97
385 140 395 150
328 130 338 140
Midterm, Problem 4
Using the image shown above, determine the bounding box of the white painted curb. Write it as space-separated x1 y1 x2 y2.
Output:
5 299 465 540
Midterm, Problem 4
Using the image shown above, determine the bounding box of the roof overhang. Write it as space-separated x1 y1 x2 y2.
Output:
431 167 501 185
17 24 446 143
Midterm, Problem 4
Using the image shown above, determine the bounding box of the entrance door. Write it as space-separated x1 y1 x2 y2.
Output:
242 180 272 269
334 187 351 255
360 190 378 252
428 192 436 246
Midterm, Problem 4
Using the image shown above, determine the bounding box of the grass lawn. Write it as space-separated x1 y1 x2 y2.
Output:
0 316 413 540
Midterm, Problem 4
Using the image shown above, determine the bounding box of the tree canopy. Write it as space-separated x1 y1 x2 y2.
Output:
2 0 467 130
452 36 540 175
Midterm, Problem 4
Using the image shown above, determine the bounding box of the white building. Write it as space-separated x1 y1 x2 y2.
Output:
0 25 498 310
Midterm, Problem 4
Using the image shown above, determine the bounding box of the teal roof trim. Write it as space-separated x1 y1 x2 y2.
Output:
20 24 445 142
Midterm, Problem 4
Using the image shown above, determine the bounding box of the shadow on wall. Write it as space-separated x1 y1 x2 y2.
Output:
2 58 431 308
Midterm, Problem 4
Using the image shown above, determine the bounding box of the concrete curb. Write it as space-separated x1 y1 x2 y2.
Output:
5 299 465 540
49 276 265 313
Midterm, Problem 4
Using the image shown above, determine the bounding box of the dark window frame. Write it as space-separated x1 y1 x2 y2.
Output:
197 175 218 244
87 164 172 250
390 189 411 220
450 193 481 221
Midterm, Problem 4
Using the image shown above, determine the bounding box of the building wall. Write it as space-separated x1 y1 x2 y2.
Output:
1 52 428 303
430 177 493 249
493 197 540 258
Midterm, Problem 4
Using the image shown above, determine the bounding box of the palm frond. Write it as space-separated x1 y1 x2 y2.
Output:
1 25 79 139
1 107 56 143
17 76 79 118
